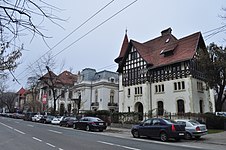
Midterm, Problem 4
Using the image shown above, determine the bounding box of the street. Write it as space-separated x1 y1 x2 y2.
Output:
0 117 225 150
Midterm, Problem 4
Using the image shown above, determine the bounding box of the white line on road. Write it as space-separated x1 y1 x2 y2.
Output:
27 124 34 127
98 141 141 150
59 148 64 150
46 142 56 148
14 129 26 134
48 129 62 134
32 137 42 142
0 122 13 129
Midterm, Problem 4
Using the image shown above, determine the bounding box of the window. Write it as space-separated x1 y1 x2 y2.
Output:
128 88 130 96
95 90 98 103
174 81 185 91
155 84 164 93
128 107 130 112
199 100 203 114
177 100 185 114
157 101 164 116
135 87 142 95
197 82 203 92
69 91 73 99
48 90 51 97
61 90 65 98
110 90 114 103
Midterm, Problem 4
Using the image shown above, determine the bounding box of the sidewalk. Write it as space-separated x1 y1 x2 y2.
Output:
106 126 226 146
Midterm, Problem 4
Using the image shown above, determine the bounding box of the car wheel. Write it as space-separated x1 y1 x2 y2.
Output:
132 130 140 138
99 129 103 132
66 124 69 127
160 132 168 142
185 132 192 140
195 136 201 140
73 124 77 129
86 125 90 131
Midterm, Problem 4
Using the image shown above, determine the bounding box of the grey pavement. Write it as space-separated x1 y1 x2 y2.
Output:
106 126 226 146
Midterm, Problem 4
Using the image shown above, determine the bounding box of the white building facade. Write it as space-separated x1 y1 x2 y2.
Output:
73 68 119 112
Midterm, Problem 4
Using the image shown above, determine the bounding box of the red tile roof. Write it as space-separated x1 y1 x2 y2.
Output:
39 70 77 86
115 28 204 69
17 87 27 96
58 70 77 86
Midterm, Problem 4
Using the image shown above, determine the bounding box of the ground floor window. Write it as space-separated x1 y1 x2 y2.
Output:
177 99 185 114
157 101 164 115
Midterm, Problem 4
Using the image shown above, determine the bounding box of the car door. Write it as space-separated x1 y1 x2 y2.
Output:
150 119 162 137
139 119 152 137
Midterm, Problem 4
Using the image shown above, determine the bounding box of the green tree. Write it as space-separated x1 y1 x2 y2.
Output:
198 43 226 112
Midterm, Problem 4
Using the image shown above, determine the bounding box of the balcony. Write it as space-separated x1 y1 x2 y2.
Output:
108 102 118 108
91 102 99 109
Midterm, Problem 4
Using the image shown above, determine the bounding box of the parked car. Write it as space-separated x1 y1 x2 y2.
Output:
23 112 37 121
32 114 43 122
131 118 186 142
175 119 208 140
39 115 54 124
59 117 77 127
51 116 64 125
73 117 107 132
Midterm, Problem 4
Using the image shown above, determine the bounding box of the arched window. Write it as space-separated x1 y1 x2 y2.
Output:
199 100 203 113
177 99 185 114
95 90 98 103
157 101 164 116
110 90 114 103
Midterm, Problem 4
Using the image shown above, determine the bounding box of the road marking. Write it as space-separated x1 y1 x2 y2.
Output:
98 141 141 150
27 124 34 127
181 144 202 149
15 121 19 124
48 129 62 134
59 148 64 150
32 137 42 142
0 122 13 129
46 142 56 148
14 129 26 134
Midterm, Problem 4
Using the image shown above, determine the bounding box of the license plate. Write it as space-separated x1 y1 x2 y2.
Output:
99 123 103 125
179 133 184 136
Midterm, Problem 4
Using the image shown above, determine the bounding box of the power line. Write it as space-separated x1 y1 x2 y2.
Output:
8 0 138 88
14 0 116 79
51 0 138 59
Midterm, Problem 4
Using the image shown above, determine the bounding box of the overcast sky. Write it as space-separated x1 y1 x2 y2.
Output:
6 0 226 91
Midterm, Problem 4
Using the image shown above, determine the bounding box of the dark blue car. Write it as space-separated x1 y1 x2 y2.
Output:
131 118 185 142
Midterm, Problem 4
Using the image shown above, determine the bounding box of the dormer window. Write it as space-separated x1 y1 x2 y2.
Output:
109 77 115 83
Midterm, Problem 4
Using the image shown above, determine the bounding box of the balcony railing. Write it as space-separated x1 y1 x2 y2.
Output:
91 102 99 106
108 102 118 107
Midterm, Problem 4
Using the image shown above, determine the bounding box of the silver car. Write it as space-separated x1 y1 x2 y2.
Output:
175 119 208 140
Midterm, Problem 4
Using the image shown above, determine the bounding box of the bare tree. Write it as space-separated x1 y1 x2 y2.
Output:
0 0 63 73
27 52 66 115
0 92 17 112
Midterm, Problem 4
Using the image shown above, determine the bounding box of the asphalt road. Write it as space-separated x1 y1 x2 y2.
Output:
0 117 225 150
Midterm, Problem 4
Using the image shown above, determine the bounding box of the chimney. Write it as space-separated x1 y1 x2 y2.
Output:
161 28 172 36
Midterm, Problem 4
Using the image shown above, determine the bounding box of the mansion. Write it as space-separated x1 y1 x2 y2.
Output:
115 28 215 116
20 68 119 115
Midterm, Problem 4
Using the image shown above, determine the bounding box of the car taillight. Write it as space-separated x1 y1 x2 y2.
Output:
196 126 201 131
171 124 176 132
90 122 96 125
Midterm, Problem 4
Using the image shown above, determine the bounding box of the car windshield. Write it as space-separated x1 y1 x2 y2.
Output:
189 120 200 125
